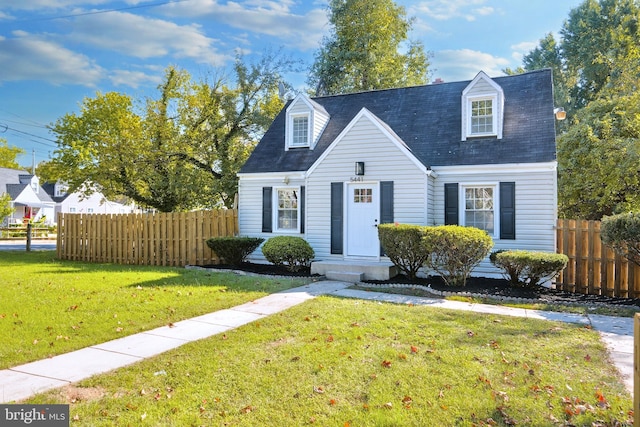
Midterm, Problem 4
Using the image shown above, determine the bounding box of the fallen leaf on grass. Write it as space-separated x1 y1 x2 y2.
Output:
410 345 418 353
240 405 253 413
381 360 392 368
313 386 325 394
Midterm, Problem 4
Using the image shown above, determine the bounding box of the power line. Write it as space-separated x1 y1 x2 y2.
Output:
0 123 58 147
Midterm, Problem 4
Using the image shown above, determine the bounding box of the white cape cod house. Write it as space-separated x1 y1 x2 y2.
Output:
0 167 55 225
237 70 559 280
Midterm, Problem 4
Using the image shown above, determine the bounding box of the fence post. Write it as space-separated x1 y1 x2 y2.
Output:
635 313 640 427
26 222 32 252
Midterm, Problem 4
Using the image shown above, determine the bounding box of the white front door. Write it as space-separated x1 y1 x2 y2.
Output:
346 182 379 257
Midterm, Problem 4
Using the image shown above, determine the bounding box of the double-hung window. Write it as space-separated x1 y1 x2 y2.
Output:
276 188 299 231
467 96 497 137
471 99 493 134
464 186 495 235
290 115 309 147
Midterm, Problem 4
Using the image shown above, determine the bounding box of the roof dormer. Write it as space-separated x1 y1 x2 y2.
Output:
285 94 330 150
461 71 504 141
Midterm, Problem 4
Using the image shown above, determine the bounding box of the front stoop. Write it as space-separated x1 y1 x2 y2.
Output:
311 260 398 281
326 271 364 283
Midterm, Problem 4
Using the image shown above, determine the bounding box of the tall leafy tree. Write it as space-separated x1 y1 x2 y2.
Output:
561 0 640 110
515 0 640 219
0 138 24 169
308 0 430 96
48 54 291 211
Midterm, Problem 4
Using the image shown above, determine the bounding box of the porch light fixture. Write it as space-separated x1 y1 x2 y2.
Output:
554 107 566 121
355 162 365 176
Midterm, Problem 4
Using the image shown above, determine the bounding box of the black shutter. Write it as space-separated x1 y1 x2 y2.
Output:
380 181 394 256
500 182 516 240
262 187 272 233
444 183 459 225
330 182 343 254
300 186 305 234
380 181 394 224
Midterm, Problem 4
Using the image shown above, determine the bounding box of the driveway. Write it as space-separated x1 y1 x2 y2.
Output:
0 240 56 251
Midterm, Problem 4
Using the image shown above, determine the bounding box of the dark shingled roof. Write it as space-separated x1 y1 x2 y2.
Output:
240 69 557 174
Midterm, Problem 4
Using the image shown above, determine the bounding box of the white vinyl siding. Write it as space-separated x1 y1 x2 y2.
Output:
306 114 429 259
432 163 557 277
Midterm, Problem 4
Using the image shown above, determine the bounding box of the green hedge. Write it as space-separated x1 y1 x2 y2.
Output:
601 212 640 267
378 223 430 279
205 237 264 266
490 250 568 287
261 236 315 272
423 225 494 287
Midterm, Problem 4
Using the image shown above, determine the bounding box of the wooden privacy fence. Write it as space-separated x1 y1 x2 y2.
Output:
556 219 640 298
56 210 238 266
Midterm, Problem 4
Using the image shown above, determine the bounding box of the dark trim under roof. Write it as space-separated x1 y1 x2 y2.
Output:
240 69 556 174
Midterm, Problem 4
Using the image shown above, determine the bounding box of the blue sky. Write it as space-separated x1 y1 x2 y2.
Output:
0 0 583 167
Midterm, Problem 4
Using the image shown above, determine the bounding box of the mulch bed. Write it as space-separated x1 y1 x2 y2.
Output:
203 262 640 307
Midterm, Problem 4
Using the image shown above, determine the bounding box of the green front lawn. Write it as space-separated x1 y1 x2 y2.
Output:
0 251 308 369
28 297 632 426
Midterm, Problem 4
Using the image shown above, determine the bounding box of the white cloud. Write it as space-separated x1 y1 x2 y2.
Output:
66 10 230 66
510 40 538 63
109 68 162 88
413 0 494 22
159 0 328 51
430 49 510 82
0 31 103 86
0 0 108 10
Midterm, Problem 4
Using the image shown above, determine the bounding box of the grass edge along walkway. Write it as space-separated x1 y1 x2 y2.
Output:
0 280 633 406
0 281 352 403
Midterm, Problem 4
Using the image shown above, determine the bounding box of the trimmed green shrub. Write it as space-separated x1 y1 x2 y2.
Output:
206 236 264 266
422 225 493 287
378 223 430 279
261 236 315 272
601 212 640 267
490 250 568 287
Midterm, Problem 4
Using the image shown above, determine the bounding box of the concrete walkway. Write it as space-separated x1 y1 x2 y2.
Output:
0 281 634 403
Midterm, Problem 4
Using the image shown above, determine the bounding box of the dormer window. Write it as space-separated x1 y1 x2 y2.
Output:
462 72 504 141
285 94 330 150
469 96 497 136
291 114 310 147
55 183 69 197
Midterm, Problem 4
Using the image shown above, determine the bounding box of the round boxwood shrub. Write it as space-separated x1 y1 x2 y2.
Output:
378 223 430 279
490 249 568 287
206 236 264 266
261 236 315 272
422 225 493 287
601 212 640 267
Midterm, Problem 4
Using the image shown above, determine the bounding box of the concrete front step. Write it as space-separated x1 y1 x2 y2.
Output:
311 260 398 281
326 271 364 282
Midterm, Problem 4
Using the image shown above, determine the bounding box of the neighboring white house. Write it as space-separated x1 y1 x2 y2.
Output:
41 181 135 222
237 70 560 279
0 167 56 225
